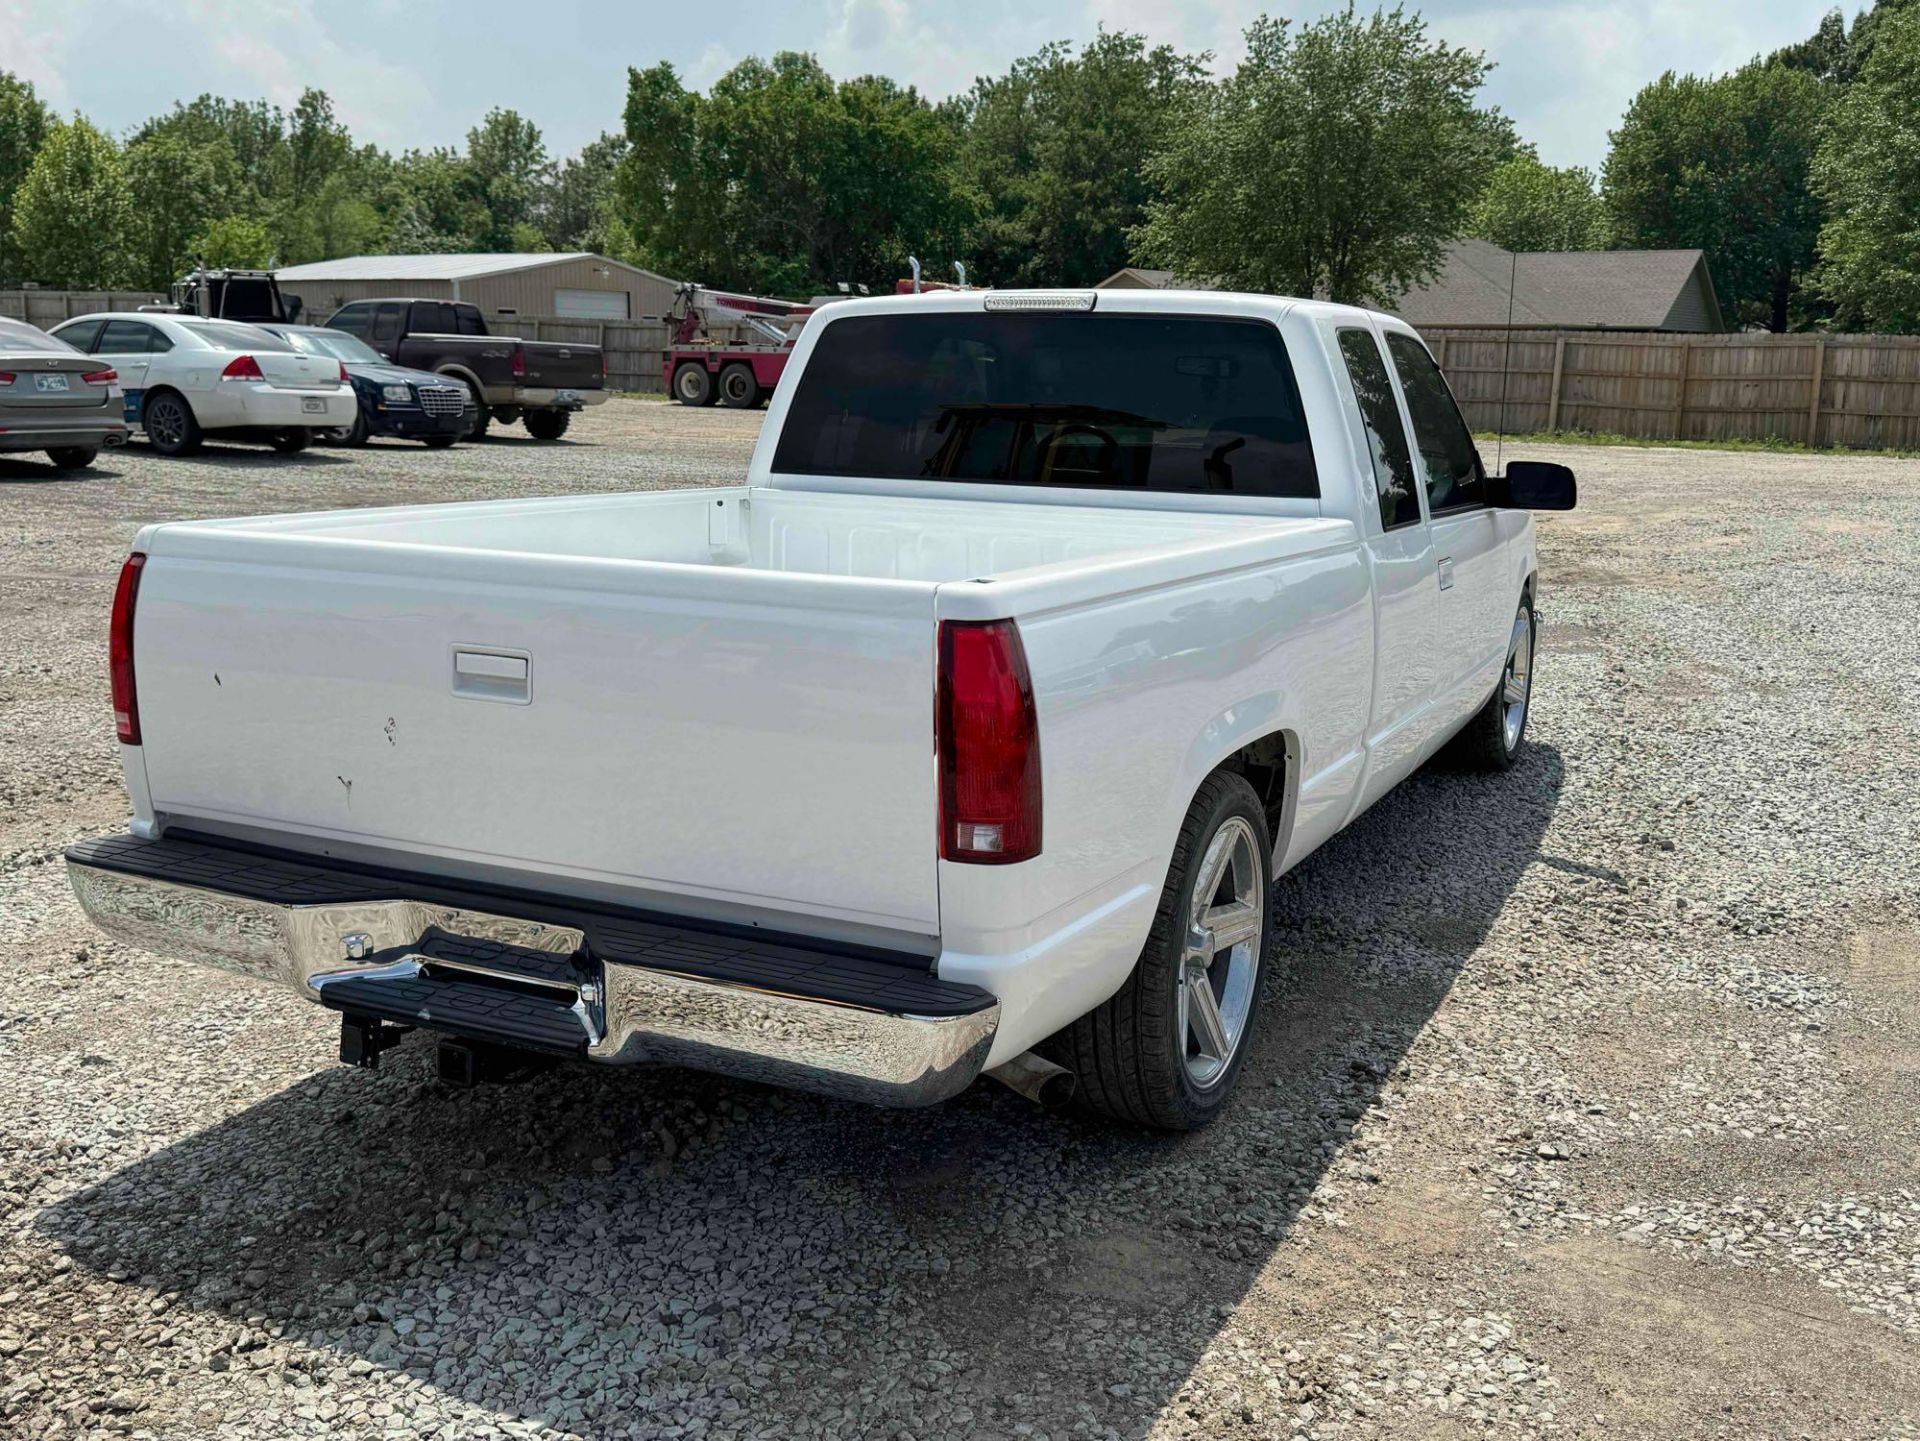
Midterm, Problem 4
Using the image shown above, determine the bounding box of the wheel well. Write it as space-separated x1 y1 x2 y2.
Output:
141 385 186 417
1216 728 1297 857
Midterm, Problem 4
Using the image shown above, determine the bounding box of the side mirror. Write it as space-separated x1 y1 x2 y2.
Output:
1491 459 1577 511
284 294 304 323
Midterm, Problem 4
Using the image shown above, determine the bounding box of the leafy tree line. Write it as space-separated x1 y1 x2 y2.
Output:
4 0 1919 331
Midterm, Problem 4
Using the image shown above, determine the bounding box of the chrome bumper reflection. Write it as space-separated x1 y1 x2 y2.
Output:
66 859 997 1108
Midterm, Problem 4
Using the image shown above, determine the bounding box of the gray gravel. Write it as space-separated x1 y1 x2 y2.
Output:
4 413 1920 1439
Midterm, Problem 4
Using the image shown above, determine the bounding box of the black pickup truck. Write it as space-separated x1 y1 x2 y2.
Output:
324 298 605 440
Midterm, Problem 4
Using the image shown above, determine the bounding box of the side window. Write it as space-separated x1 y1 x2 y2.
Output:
411 302 455 333
1336 328 1421 531
97 320 154 354
369 302 404 349
55 319 105 352
331 305 370 339
455 305 486 336
148 328 173 354
1384 332 1484 512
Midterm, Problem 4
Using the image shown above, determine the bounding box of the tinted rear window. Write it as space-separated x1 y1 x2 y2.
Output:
772 311 1318 498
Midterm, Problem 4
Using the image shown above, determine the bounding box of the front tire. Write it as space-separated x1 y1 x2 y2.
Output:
462 381 491 440
142 391 203 457
46 447 98 470
1448 593 1535 771
1054 771 1272 1130
524 409 571 441
323 410 369 447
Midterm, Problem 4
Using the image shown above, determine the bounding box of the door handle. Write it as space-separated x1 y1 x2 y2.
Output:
1437 556 1455 591
452 646 531 704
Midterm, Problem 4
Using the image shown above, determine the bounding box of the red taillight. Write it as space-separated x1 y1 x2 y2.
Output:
337 360 350 383
82 368 117 384
511 348 526 379
110 553 146 745
0 371 14 385
937 619 1041 864
220 354 264 381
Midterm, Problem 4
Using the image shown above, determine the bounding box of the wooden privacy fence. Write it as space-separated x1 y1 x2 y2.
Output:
0 290 744 394
1428 327 1920 451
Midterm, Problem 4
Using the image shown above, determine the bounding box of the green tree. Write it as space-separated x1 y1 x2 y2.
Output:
379 148 485 252
133 95 283 213
190 213 274 269
1132 5 1510 304
617 53 968 295
1603 62 1827 331
0 72 51 281
1469 152 1609 251
10 116 131 287
466 108 549 251
956 31 1206 287
124 134 229 287
1812 8 1920 330
1775 0 1918 83
540 133 627 251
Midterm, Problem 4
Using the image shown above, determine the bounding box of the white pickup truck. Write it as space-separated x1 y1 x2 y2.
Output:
67 289 1573 1129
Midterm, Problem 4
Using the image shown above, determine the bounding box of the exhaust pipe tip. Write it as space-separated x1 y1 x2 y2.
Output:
986 1051 1076 1109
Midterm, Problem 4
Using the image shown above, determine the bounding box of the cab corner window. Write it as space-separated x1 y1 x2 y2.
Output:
1336 328 1420 530
1384 332 1484 512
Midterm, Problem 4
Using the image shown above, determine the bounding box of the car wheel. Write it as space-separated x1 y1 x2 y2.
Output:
524 409 571 441
673 363 716 407
463 382 491 440
1447 593 1535 772
1052 770 1271 1130
269 430 311 454
142 391 203 457
46 447 99 471
423 435 457 450
323 411 369 447
718 363 760 409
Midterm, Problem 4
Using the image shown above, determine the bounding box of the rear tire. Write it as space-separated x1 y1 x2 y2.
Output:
1053 770 1272 1130
524 409 571 441
718 363 760 409
462 381 490 440
142 391 203 457
46 447 98 470
673 362 715 407
1446 593 1534 772
269 429 311 454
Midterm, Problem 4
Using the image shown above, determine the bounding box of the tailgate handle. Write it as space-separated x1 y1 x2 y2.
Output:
452 647 531 704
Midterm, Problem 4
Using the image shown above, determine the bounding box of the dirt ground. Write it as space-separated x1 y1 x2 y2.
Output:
2 405 1917 1440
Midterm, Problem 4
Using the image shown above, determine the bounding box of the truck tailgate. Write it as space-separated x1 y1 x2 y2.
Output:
130 538 939 937
518 341 601 391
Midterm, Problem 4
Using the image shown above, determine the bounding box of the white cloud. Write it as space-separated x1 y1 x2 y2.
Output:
0 0 78 109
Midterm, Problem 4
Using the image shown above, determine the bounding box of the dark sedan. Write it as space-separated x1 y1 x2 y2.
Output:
0 316 129 469
258 324 470 448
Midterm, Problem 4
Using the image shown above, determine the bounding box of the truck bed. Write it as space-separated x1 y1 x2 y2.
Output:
126 488 1349 946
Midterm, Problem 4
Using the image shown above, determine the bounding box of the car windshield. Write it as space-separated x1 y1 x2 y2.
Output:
772 310 1319 498
178 320 293 351
281 329 382 364
0 316 77 354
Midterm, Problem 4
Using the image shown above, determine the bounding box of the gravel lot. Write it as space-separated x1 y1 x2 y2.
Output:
3 406 1919 1439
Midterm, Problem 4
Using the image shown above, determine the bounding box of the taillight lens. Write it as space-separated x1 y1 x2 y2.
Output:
938 619 1041 863
221 354 264 381
82 368 117 384
511 348 526 379
110 553 146 745
337 360 350 383
0 371 14 385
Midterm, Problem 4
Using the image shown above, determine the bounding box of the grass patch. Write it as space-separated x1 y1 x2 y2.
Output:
1474 428 1920 459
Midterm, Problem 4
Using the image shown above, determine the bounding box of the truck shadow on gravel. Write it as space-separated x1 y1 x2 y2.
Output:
39 747 1563 1438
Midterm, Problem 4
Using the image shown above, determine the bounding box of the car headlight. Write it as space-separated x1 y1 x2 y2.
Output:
381 384 414 404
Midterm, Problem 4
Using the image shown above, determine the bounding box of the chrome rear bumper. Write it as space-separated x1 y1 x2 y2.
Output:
66 838 996 1108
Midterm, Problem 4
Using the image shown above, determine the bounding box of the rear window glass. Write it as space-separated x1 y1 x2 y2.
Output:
2 316 78 352
179 320 293 351
772 311 1319 498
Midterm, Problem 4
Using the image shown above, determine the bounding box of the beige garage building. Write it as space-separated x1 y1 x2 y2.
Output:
274 252 681 324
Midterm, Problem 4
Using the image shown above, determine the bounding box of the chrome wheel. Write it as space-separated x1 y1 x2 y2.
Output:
1180 815 1264 1089
1501 607 1533 752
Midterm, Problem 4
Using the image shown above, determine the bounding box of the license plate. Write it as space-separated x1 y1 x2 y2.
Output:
554 389 581 404
35 373 69 393
302 396 327 413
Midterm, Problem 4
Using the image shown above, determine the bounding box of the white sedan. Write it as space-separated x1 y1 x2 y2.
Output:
50 313 356 456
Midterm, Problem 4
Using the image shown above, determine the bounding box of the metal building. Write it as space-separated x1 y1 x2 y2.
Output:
273 253 680 324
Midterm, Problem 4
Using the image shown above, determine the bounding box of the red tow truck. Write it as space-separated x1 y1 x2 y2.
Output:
665 261 971 408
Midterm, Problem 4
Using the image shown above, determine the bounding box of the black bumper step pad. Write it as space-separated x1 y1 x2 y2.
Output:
67 832 995 1020
319 968 589 1055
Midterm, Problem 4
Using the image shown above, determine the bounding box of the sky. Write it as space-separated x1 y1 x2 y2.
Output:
0 0 1845 173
